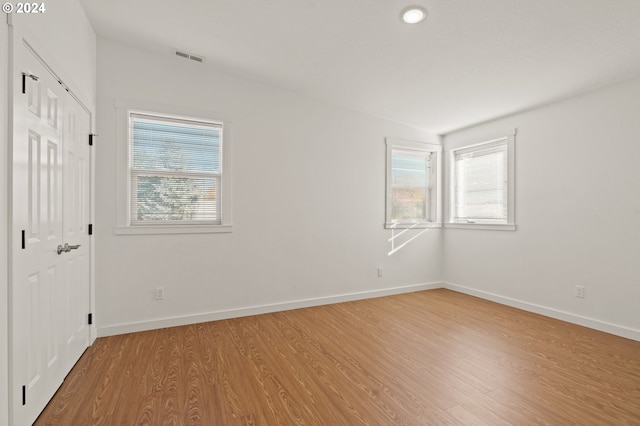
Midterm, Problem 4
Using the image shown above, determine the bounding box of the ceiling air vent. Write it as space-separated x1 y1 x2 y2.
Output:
175 49 205 64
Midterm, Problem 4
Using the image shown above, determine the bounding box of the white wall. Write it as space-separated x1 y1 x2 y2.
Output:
443 76 640 338
95 38 442 336
3 2 96 423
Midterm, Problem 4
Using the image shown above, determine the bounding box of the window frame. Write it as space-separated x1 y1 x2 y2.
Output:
385 138 442 229
114 104 232 235
445 133 515 231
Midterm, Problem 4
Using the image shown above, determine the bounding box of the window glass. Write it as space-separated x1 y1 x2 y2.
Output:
454 143 507 221
385 139 441 228
129 112 222 225
391 150 430 221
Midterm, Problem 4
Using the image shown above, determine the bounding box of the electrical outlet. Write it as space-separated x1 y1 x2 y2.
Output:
155 287 165 300
377 267 383 277
575 285 585 298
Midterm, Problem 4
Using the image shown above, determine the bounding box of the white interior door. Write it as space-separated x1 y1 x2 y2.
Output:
11 40 91 426
61 79 91 372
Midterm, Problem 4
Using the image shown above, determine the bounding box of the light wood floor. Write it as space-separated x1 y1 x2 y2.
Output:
35 289 640 425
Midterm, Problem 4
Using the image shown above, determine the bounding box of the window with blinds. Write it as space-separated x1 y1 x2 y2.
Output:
452 139 509 223
385 138 442 228
129 112 223 225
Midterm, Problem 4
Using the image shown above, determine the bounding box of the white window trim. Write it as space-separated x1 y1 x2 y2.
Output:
385 138 442 229
445 132 515 231
114 100 233 235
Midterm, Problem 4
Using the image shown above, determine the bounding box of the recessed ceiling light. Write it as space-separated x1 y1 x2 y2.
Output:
402 6 427 24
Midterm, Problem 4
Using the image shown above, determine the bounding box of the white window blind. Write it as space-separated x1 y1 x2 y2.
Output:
390 149 431 221
129 112 222 225
453 141 507 221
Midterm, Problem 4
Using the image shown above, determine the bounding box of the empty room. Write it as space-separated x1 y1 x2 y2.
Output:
1 0 640 424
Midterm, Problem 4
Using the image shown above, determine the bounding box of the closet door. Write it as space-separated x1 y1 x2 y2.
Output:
11 39 91 426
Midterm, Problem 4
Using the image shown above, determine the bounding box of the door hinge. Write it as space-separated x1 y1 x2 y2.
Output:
89 133 97 146
21 230 26 249
21 72 39 94
88 224 93 235
22 385 26 405
88 313 93 325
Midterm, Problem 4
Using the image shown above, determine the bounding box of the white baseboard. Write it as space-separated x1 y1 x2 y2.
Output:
98 281 640 343
97 282 443 337
444 282 640 342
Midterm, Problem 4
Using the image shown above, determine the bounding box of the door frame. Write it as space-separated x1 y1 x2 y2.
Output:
6 16 96 424
1 13 10 426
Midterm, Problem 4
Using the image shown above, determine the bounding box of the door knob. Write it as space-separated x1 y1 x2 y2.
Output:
56 243 81 255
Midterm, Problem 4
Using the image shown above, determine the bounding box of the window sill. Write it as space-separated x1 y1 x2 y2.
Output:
114 224 233 235
385 222 442 230
444 222 516 231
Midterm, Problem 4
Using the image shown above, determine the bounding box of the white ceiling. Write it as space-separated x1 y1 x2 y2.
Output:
79 0 640 134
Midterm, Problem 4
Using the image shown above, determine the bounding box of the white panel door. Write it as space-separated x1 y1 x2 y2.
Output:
61 82 91 372
11 41 91 426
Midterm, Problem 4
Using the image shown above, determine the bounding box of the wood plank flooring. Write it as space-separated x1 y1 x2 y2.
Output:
35 289 640 425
